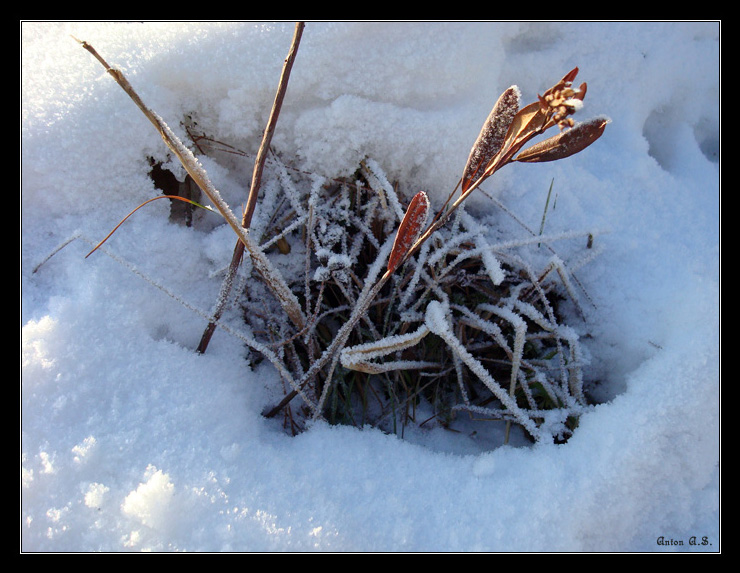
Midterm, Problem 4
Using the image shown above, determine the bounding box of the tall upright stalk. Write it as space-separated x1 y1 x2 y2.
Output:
197 22 306 353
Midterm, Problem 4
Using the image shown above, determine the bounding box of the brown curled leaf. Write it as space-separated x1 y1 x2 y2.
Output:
461 86 520 193
387 191 430 273
514 116 609 163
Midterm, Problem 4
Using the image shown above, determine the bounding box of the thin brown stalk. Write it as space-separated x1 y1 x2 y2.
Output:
84 195 213 259
197 22 305 353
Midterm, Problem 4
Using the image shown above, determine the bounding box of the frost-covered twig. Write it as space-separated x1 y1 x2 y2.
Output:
339 324 434 374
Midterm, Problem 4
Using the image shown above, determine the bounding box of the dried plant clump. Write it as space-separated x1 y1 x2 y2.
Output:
240 157 596 443
253 67 607 442
75 31 607 446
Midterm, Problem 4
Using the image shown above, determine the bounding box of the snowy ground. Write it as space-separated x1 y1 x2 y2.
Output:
21 21 719 552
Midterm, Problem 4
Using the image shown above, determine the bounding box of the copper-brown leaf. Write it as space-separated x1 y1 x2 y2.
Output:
461 86 520 193
499 101 549 158
387 191 430 273
514 117 608 163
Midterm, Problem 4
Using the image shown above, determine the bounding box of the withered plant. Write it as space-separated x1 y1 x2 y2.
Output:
72 25 608 445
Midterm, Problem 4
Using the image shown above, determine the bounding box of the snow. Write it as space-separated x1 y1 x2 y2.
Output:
21 21 719 552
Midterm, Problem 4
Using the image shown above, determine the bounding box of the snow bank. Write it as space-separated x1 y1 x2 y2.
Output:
22 21 719 552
